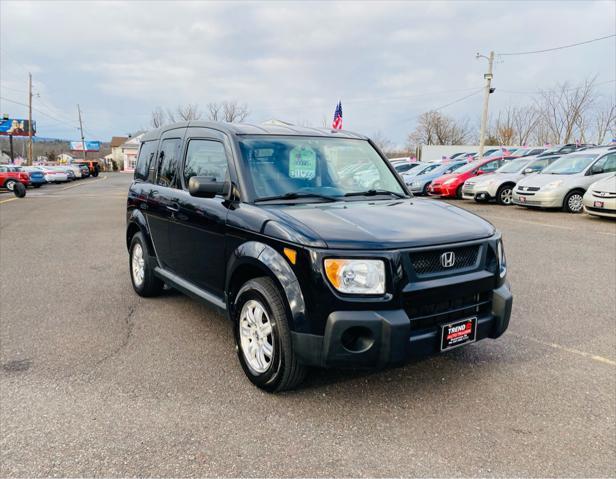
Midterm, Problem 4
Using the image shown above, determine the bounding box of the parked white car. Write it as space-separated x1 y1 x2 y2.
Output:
513 147 616 213
38 166 69 183
64 164 83 179
462 155 561 205
583 174 616 219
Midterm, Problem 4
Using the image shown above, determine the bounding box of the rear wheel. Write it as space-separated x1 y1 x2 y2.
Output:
234 277 307 392
563 190 584 213
129 232 163 297
496 184 514 205
4 179 16 191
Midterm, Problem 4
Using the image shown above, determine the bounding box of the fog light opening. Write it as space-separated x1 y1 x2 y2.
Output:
341 326 375 353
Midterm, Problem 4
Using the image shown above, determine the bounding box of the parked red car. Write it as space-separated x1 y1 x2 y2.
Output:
428 157 507 198
0 164 31 191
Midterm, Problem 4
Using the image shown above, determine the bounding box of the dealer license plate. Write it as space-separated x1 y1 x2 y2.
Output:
441 317 477 351
519 195 527 203
594 201 604 208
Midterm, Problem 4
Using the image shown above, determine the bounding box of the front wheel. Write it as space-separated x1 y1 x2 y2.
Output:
496 185 514 205
234 277 306 392
563 190 584 213
455 184 463 199
4 179 16 191
422 182 431 196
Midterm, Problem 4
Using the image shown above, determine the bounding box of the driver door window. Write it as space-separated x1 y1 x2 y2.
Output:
183 140 229 187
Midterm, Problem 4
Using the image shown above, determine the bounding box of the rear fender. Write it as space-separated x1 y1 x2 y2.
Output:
126 209 155 255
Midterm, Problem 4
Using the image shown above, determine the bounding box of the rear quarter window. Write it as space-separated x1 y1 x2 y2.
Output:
135 141 157 181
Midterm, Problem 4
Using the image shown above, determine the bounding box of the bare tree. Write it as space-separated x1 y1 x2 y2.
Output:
222 101 249 122
535 78 596 144
511 106 540 145
593 98 616 144
175 104 203 121
371 131 393 153
492 108 516 145
408 111 472 147
150 106 166 128
207 102 222 121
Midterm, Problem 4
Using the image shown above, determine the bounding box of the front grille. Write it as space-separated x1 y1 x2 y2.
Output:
405 291 492 331
518 186 540 192
410 245 480 275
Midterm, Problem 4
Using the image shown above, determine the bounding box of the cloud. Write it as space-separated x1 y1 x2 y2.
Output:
0 0 614 143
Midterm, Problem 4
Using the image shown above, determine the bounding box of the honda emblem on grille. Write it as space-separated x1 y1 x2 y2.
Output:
441 251 456 268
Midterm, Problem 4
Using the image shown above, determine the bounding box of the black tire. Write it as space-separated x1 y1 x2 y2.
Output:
129 232 163 297
4 179 17 191
13 182 26 198
234 277 307 392
455 184 463 199
563 189 584 213
422 182 431 196
34 184 41 188
496 184 514 205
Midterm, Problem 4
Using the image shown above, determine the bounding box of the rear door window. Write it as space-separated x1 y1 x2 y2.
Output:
156 138 182 188
135 140 157 181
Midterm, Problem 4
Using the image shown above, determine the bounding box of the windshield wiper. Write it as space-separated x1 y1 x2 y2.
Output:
254 192 339 203
343 189 407 199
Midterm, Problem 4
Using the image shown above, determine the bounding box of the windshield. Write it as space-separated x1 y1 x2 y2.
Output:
541 154 598 174
238 136 406 201
496 158 532 173
413 163 440 176
453 159 484 174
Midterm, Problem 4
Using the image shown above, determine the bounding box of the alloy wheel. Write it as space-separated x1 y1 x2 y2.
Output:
131 243 145 287
239 299 274 374
500 187 513 205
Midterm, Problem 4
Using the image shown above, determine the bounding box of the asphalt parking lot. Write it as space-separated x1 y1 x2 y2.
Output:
1 173 614 477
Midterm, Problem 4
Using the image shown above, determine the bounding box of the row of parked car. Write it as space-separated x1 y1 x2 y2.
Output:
397 144 616 219
0 161 100 195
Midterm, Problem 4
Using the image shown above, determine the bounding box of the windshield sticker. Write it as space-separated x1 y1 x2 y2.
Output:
289 146 317 180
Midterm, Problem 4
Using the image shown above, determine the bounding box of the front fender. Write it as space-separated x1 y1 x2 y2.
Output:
226 241 307 331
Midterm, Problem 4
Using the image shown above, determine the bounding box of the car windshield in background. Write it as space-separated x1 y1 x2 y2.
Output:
416 163 441 175
453 160 484 174
496 158 532 173
238 136 406 202
541 154 598 175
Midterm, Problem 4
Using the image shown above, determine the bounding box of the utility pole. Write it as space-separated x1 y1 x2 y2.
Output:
28 72 33 165
477 51 494 158
77 104 87 161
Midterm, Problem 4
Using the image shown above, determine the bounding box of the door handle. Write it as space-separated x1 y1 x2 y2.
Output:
166 203 180 212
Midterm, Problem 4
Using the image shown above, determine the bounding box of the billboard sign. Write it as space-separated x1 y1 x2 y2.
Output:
70 140 101 152
0 118 36 137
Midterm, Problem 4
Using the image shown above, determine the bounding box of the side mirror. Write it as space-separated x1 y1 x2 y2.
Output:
188 176 229 198
590 165 604 175
476 169 485 175
523 167 534 174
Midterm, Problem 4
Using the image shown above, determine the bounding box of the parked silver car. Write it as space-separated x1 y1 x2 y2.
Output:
513 148 616 213
406 160 467 195
463 155 560 205
583 174 616 219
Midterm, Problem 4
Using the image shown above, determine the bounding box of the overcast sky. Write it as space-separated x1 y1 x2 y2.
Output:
1 0 614 146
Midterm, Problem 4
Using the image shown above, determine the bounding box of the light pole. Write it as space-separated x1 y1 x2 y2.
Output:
476 51 495 158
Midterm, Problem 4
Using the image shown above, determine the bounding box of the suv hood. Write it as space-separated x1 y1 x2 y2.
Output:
263 199 495 249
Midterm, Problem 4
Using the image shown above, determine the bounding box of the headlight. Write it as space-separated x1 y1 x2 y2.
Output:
412 181 421 187
542 180 563 191
324 259 385 295
497 240 507 278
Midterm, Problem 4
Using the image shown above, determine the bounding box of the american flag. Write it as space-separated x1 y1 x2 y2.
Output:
332 101 343 130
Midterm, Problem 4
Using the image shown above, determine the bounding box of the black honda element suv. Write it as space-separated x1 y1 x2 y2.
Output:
127 121 512 392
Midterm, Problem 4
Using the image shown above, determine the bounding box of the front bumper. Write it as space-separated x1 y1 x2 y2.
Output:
292 283 513 368
583 194 616 217
428 183 458 197
512 189 563 208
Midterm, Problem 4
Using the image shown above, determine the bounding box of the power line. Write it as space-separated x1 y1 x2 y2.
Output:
498 33 615 56
1 95 80 130
403 89 483 122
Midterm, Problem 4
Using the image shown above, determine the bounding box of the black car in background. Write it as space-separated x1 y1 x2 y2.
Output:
126 122 512 392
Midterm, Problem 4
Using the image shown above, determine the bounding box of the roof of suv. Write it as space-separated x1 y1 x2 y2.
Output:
141 121 368 142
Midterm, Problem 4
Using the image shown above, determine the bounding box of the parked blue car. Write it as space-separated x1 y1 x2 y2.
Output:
405 160 468 195
22 166 47 188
